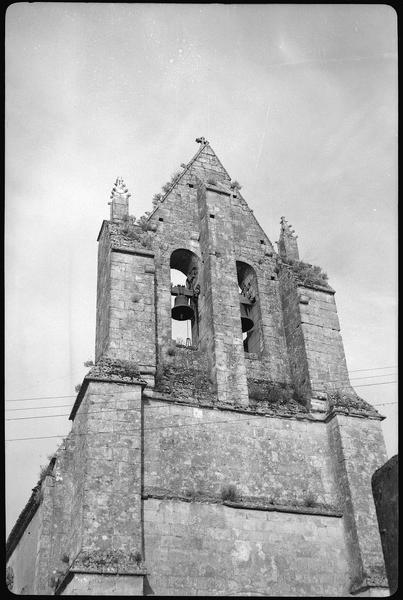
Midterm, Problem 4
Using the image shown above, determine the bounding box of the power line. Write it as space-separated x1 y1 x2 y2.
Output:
6 413 74 422
4 370 398 403
5 414 280 441
5 395 76 403
5 403 180 414
6 365 397 402
5 393 398 425
353 381 397 388
5 404 73 412
4 396 397 444
349 365 397 373
349 373 397 381
4 380 398 420
4 396 398 417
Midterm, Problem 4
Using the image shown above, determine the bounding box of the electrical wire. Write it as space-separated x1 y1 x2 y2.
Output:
4 372 397 404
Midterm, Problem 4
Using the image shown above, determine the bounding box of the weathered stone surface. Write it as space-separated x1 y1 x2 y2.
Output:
372 455 398 594
7 140 389 596
143 498 349 596
327 415 389 594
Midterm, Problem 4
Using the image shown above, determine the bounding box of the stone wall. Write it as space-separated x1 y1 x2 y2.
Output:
95 223 111 361
327 413 389 594
278 267 312 402
6 502 42 594
279 265 353 405
372 455 398 594
143 400 338 509
6 141 390 597
60 573 144 596
197 184 249 407
298 285 351 397
143 498 349 596
70 381 143 556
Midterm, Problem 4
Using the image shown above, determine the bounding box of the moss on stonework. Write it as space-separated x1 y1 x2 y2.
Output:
88 358 141 382
109 221 153 249
247 379 308 414
155 362 213 401
327 390 380 416
281 258 330 288
155 348 215 403
73 549 143 572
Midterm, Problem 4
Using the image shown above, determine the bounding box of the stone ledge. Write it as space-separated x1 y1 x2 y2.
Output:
350 566 389 595
297 282 335 294
55 567 147 595
111 245 155 258
325 406 384 423
205 184 231 196
70 361 148 420
70 566 147 576
142 390 320 422
142 489 343 518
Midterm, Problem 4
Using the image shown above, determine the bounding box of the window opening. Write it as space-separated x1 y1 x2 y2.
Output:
237 261 263 355
170 249 200 347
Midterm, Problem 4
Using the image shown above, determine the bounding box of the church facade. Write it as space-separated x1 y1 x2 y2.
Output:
6 139 389 596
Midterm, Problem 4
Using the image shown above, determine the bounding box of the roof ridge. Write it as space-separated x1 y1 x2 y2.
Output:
204 142 232 181
147 139 217 220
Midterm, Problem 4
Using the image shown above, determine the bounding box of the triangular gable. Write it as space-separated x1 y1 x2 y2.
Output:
146 141 273 252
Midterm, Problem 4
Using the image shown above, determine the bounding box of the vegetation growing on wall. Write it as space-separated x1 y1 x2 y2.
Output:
221 484 238 502
120 222 153 248
248 379 307 409
150 170 183 210
282 258 329 288
230 180 242 190
74 549 144 572
327 389 379 416
87 358 141 382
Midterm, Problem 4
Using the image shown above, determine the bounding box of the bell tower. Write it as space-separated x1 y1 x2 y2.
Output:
6 139 390 597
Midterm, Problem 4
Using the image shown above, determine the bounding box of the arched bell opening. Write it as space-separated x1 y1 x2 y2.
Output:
236 261 263 355
170 249 200 347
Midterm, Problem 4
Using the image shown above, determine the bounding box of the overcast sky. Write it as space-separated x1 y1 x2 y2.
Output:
5 3 397 534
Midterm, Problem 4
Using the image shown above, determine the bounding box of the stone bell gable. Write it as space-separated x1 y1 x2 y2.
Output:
6 139 389 597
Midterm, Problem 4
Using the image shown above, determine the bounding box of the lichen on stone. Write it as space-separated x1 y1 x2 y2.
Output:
87 358 141 382
109 221 153 250
73 549 143 573
327 389 380 417
247 379 308 415
155 347 215 404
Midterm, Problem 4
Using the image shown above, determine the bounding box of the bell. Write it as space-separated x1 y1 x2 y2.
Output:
240 302 254 333
171 294 195 321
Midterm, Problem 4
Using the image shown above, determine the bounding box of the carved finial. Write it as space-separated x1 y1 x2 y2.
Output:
110 176 131 199
278 216 299 261
195 137 208 145
109 176 130 221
